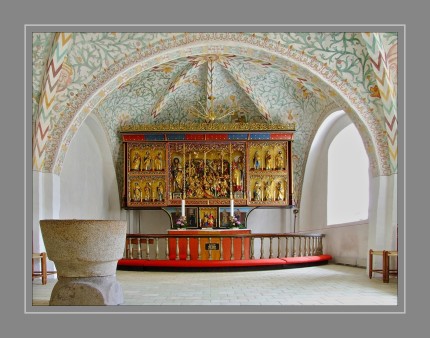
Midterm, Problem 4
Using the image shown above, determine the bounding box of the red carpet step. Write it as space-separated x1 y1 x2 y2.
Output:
117 255 332 271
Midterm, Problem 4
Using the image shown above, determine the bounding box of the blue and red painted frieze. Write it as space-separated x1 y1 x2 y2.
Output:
123 132 294 142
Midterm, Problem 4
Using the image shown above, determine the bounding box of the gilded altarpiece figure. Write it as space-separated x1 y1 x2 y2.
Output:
126 142 167 207
168 143 246 206
247 141 290 206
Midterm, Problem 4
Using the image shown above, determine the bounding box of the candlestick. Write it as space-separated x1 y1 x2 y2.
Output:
181 199 186 217
230 198 234 217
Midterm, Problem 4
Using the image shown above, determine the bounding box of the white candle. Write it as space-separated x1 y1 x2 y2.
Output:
181 199 186 217
230 199 234 217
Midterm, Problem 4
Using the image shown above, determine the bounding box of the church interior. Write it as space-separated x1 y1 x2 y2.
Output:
30 30 399 307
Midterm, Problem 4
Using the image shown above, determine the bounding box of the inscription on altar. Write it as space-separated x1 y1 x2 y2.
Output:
205 243 220 250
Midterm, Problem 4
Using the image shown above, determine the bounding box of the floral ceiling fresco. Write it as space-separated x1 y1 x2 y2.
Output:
32 31 398 204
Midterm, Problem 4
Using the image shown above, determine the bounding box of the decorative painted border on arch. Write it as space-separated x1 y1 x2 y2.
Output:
47 34 389 179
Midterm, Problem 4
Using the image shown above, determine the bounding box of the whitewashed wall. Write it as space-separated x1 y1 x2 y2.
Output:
33 115 121 272
59 116 121 220
297 111 397 268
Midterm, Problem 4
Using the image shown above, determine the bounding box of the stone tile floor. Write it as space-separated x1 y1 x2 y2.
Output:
31 264 398 309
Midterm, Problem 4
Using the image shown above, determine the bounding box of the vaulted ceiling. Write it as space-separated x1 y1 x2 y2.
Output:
31 31 398 202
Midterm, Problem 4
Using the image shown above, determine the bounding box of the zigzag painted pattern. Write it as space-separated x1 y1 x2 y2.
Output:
33 33 72 171
206 58 215 109
362 33 397 173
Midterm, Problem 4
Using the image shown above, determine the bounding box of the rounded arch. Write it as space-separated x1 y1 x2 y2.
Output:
59 113 121 219
300 110 361 229
51 35 387 177
327 122 369 225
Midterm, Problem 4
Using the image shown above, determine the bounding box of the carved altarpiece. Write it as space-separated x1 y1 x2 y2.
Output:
121 123 294 209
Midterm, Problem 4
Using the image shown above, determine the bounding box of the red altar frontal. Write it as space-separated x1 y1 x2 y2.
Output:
167 229 251 261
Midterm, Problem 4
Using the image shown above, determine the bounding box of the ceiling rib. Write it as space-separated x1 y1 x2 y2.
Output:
215 57 272 121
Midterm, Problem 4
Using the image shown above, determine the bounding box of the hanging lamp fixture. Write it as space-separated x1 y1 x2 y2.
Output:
188 55 244 123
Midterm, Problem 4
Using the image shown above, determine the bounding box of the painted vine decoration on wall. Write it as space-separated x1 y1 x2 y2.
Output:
31 32 398 210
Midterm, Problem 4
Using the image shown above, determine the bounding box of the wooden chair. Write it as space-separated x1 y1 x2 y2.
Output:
384 226 399 283
32 252 56 285
368 249 398 283
383 250 398 283
369 225 398 283
368 249 385 280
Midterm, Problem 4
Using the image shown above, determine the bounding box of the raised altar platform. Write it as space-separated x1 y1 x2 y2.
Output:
118 255 332 271
118 231 331 271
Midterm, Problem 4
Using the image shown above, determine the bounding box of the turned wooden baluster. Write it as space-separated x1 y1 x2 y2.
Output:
298 236 302 257
241 237 245 260
292 237 296 257
317 237 321 255
277 237 281 258
137 238 141 259
312 237 317 256
317 237 323 255
128 238 133 259
260 237 264 259
250 237 255 259
321 237 324 255
220 237 224 260
146 238 150 259
269 237 273 258
165 238 169 260
175 237 180 260
303 237 308 256
197 238 201 260
186 237 191 260
230 237 234 260
155 238 159 260
285 237 289 257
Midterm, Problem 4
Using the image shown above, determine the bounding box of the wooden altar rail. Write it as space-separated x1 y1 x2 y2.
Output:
124 233 325 261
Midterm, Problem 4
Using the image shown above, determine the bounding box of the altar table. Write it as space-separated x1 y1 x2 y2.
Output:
167 229 251 260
